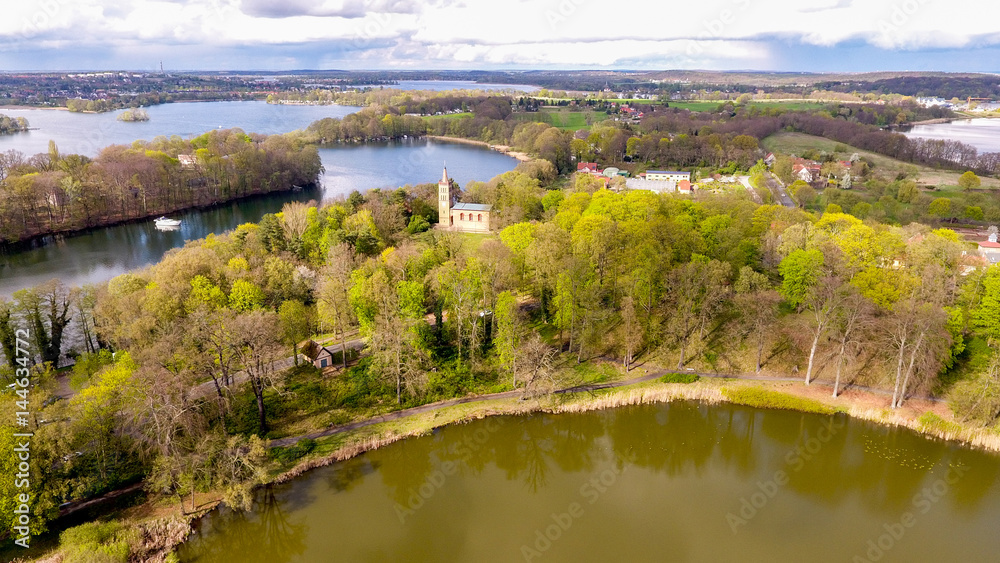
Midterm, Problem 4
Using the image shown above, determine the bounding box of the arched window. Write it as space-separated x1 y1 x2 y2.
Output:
478 214 482 222
460 213 465 221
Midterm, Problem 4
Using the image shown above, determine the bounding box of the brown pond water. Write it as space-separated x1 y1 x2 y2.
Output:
178 402 1000 562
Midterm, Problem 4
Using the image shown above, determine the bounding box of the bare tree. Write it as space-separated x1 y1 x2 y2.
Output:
662 260 730 369
232 311 282 434
317 243 358 369
621 296 641 372
830 289 874 397
519 335 558 399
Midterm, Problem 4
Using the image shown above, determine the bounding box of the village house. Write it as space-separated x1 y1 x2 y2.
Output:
978 240 1000 265
791 159 822 183
643 170 691 183
577 162 601 174
302 340 339 370
437 166 492 233
626 178 676 192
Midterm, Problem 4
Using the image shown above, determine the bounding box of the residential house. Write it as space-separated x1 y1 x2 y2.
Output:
644 170 691 183
625 178 676 193
302 340 339 370
978 240 1000 265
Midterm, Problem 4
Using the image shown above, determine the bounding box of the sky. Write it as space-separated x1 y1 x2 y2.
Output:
3 0 1000 72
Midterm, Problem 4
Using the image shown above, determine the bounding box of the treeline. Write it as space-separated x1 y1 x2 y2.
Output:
0 129 321 243
818 75 1000 100
64 91 259 113
640 103 1000 175
0 114 28 135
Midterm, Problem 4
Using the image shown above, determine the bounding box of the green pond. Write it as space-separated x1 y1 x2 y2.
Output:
177 402 1000 562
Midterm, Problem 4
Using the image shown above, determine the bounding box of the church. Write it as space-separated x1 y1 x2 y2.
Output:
437 165 492 233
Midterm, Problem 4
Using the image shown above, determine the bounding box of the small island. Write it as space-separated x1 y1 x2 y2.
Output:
0 113 29 134
116 107 150 122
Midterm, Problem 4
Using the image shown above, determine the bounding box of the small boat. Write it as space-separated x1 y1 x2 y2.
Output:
154 216 182 228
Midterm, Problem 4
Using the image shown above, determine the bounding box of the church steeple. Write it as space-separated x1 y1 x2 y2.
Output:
438 162 453 229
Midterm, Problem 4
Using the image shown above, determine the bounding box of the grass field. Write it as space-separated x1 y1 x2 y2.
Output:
422 112 473 121
541 108 600 131
665 101 721 112
748 100 829 111
761 131 1000 188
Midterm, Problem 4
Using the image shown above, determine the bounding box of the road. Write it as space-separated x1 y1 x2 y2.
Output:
737 175 762 204
764 172 796 207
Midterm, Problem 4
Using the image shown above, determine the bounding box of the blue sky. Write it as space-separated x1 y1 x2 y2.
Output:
3 0 1000 72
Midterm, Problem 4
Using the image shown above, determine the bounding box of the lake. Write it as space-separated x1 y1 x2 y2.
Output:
0 139 518 296
0 101 358 158
177 402 1000 563
388 80 539 92
902 118 1000 153
0 103 519 296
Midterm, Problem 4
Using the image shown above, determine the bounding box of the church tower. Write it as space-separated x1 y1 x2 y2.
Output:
438 164 454 229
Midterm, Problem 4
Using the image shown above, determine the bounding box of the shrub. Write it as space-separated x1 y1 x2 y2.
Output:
660 372 700 384
271 438 317 464
721 386 838 415
60 521 137 563
917 412 962 436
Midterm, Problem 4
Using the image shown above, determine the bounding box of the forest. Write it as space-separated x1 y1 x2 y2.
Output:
0 129 322 243
4 149 1000 548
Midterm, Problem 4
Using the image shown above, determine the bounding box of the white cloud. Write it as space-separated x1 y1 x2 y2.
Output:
2 0 1000 69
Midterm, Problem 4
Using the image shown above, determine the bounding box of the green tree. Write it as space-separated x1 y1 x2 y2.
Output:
229 279 265 312
778 249 824 308
958 171 981 191
928 198 951 218
278 300 314 366
964 206 985 221
973 268 1000 342
493 291 523 387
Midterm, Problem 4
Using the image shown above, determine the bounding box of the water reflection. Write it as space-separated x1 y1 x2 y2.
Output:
185 487 307 563
178 402 1000 562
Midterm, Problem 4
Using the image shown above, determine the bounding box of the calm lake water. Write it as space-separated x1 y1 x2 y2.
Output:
0 103 518 296
389 80 539 92
178 402 1000 563
0 101 358 157
902 118 1000 153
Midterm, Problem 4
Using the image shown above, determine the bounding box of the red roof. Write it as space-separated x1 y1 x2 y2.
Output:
577 162 599 171
978 241 1000 248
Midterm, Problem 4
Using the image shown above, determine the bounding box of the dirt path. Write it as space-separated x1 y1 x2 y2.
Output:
270 367 941 447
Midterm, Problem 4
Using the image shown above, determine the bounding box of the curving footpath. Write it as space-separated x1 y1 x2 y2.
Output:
269 367 942 448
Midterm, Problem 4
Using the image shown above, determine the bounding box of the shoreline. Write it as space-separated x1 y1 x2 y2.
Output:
0 183 317 251
424 135 532 161
29 369 997 562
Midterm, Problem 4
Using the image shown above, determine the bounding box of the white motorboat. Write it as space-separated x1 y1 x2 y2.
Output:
154 216 182 228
